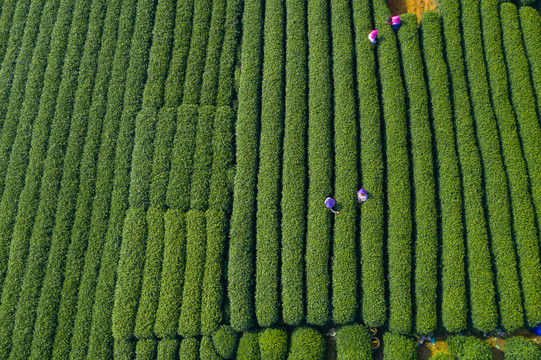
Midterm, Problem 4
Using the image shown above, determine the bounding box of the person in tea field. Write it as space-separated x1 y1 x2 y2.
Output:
368 29 378 45
325 197 339 214
387 15 401 31
357 188 368 203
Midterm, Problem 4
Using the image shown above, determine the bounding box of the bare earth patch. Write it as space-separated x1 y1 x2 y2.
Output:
387 0 438 21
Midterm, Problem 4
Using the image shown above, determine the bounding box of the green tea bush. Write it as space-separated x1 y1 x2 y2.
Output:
200 336 223 360
202 108 235 333
228 0 264 332
466 0 522 328
66 0 139 357
351 0 386 329
86 30 147 346
523 12 540 71
0 0 33 144
157 339 179 360
287 327 325 360
0 0 38 110
259 328 288 360
102 0 157 341
335 324 372 360
190 106 215 211
330 0 358 325
134 208 165 339
132 77 165 223
112 208 148 341
1 0 48 139
0 0 45 204
212 325 238 359
383 333 417 360
447 336 492 360
201 210 227 334
30 0 108 355
149 108 177 209
372 0 391 20
0 112 48 357
281 0 307 326
108 0 155 205
500 2 541 327
50 0 124 354
87 154 133 358
154 209 186 338
397 14 438 335
85 0 153 343
199 0 226 106
0 0 18 64
208 106 235 213
141 0 176 110
0 2 65 304
179 338 199 360
479 0 525 331
0 0 65 291
519 6 541 228
135 339 157 360
167 104 198 211
115 339 135 360
520 6 541 103
451 0 502 331
237 332 261 360
504 336 541 360
178 210 207 337
420 11 466 333
129 108 158 209
305 0 332 326
254 0 284 328
0 0 74 351
5 0 93 356
182 0 213 105
216 0 243 107
377 20 412 335
163 0 194 108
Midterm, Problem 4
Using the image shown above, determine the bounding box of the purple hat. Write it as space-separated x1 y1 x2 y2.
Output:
358 188 367 195
325 197 336 209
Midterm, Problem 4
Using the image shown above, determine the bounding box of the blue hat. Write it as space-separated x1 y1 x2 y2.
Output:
358 188 367 195
325 197 335 209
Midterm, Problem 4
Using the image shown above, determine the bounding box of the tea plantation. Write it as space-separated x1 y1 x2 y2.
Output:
0 0 540 358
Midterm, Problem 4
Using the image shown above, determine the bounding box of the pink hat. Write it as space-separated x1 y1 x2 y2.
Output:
392 16 401 24
370 30 378 37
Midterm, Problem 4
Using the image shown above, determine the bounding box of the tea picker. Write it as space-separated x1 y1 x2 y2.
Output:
386 15 401 31
368 29 378 45
325 197 339 214
357 188 367 203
